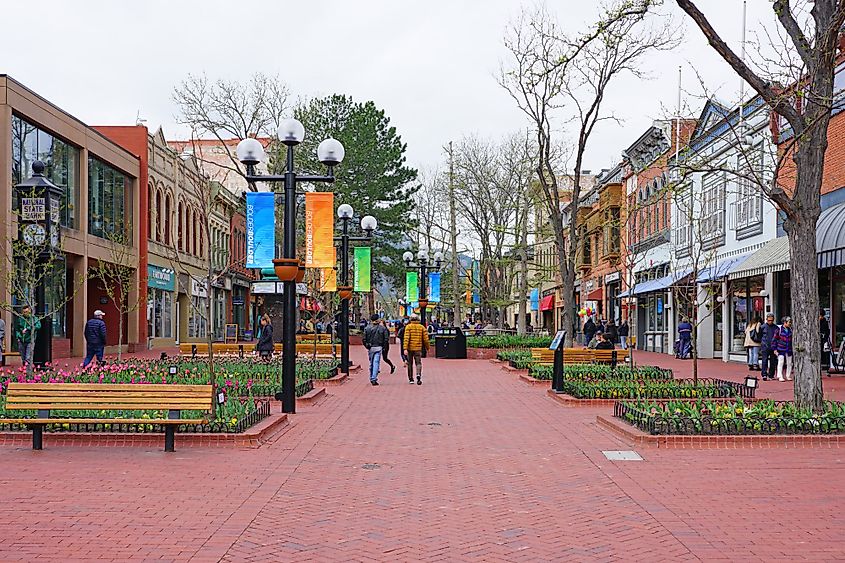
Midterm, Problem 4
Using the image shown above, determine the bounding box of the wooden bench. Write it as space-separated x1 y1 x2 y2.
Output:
529 347 625 366
179 343 252 357
293 343 338 356
296 333 332 342
4 383 213 451
1 351 20 366
593 349 629 365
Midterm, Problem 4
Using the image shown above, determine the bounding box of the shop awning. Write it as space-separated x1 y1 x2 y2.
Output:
586 288 603 301
727 237 790 280
696 255 750 283
619 268 692 297
540 294 555 311
818 201 845 268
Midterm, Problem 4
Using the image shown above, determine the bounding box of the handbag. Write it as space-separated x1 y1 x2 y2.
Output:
750 325 762 344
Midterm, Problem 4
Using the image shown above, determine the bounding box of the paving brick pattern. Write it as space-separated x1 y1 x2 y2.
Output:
0 348 844 561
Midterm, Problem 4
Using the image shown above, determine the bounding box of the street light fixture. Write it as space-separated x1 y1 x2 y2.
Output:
334 204 377 375
235 123 344 414
403 245 443 327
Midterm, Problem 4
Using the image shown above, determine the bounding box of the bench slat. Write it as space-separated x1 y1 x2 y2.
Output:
7 383 212 392
9 390 213 397
6 403 213 411
0 418 205 425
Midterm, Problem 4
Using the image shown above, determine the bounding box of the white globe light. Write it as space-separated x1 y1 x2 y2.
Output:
337 203 354 219
417 249 429 261
419 242 429 253
317 138 345 167
277 118 305 146
402 251 414 262
433 251 444 262
235 138 265 165
361 215 377 231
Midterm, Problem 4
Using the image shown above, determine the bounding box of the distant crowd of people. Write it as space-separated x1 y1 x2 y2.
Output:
581 317 629 351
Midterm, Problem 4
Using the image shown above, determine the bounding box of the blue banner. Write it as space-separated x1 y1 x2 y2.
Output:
530 288 539 311
428 272 441 303
472 260 480 304
245 192 275 269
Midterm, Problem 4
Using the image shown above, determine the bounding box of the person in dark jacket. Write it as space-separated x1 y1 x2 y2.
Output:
583 317 596 347
594 333 615 350
396 317 409 367
363 314 390 385
605 321 619 347
82 310 108 367
773 316 794 381
256 314 274 360
677 317 693 359
820 308 831 368
759 313 778 380
380 319 396 375
618 320 629 350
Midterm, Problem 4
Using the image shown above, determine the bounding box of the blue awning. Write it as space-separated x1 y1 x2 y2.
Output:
696 255 750 283
620 268 692 297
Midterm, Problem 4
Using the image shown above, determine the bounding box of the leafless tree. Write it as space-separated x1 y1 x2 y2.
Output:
675 0 845 411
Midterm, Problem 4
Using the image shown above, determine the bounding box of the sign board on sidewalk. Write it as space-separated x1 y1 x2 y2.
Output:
549 330 566 351
225 324 238 343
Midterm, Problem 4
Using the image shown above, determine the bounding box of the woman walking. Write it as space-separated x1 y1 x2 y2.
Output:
256 314 275 361
744 315 762 371
618 320 629 350
381 319 396 374
773 317 794 382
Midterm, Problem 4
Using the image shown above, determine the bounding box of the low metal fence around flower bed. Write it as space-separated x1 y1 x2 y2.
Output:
559 377 754 400
615 399 845 435
529 364 674 382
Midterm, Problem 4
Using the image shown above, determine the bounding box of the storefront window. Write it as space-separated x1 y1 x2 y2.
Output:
214 289 226 340
88 157 131 240
729 276 765 353
146 288 173 339
11 115 79 228
777 271 791 320
833 267 845 350
188 297 208 339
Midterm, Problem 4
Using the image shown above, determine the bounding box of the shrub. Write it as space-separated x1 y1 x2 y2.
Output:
466 335 552 349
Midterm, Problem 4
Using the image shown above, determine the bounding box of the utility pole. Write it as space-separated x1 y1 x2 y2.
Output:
448 141 461 327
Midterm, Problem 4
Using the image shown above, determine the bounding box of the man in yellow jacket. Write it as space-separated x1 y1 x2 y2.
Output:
402 314 430 385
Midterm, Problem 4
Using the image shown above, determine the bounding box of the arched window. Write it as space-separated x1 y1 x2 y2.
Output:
186 207 193 255
155 189 163 242
178 201 184 251
192 209 199 256
164 194 172 246
147 184 154 240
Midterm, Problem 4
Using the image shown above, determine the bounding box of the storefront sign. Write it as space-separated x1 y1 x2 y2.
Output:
245 192 275 269
251 281 277 294
232 297 245 306
305 192 334 268
21 197 46 221
605 272 621 283
147 265 175 291
191 279 208 298
353 246 371 292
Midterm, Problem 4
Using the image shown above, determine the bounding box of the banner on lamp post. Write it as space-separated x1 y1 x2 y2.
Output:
428 272 441 303
530 288 540 311
472 259 480 304
406 271 418 308
353 246 371 292
245 192 275 269
319 268 337 292
305 192 334 268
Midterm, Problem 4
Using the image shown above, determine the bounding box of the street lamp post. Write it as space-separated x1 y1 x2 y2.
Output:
335 204 376 375
236 120 345 414
403 246 443 327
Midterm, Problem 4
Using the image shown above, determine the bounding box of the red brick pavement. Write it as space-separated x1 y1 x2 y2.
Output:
0 347 843 561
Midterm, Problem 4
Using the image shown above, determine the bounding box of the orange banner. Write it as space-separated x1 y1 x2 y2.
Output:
319 268 337 292
305 192 334 268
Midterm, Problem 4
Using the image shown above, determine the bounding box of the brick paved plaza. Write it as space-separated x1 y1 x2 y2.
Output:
0 349 844 561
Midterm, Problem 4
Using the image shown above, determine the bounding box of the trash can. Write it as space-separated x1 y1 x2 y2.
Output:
434 327 467 359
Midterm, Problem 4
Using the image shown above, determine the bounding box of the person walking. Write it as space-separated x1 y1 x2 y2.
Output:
744 315 762 371
677 317 693 359
15 305 40 369
618 320 629 350
397 317 409 368
759 313 778 381
605 321 618 349
403 314 430 385
773 316 794 382
82 310 108 368
820 308 831 369
256 314 274 361
583 317 596 347
363 314 389 386
380 319 396 375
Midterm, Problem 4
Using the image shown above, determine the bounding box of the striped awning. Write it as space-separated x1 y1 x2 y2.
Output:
727 237 790 280
817 202 845 269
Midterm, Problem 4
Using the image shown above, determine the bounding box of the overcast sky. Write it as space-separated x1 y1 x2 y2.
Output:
2 0 777 175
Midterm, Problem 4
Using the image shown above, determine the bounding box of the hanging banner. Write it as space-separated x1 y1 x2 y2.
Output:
406 271 418 306
530 288 540 311
472 260 480 304
245 192 275 269
319 268 337 292
304 192 334 268
353 246 371 292
428 272 441 303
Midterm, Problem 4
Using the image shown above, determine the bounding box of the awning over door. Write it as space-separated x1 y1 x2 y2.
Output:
540 294 555 311
619 268 692 297
727 237 790 280
586 288 603 301
696 255 750 283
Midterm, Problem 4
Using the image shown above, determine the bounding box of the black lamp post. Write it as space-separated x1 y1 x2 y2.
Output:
403 246 443 327
14 161 64 367
334 204 377 375
236 121 345 414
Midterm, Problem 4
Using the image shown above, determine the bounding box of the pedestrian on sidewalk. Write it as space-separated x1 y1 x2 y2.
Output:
677 317 693 359
15 305 40 370
256 314 274 361
403 314 430 385
82 310 108 368
363 314 389 386
380 319 396 375
618 320 629 350
773 316 794 382
820 308 831 369
605 321 618 348
744 315 762 371
397 317 409 368
594 333 614 350
759 313 778 380
583 317 596 347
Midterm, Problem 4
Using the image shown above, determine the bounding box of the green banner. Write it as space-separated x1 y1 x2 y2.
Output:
406 271 418 304
353 246 371 292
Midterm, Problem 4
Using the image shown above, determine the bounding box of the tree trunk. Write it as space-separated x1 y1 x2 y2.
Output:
517 212 529 335
553 226 574 347
118 310 124 362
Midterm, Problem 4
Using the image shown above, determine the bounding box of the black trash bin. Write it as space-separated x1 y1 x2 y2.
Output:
434 327 467 359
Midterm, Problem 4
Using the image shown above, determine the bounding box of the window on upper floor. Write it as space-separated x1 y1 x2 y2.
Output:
702 171 726 245
672 184 692 259
735 144 764 236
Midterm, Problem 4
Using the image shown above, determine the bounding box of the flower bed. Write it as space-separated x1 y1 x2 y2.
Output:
466 335 552 349
559 378 752 400
615 399 845 435
528 364 673 381
496 349 532 363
